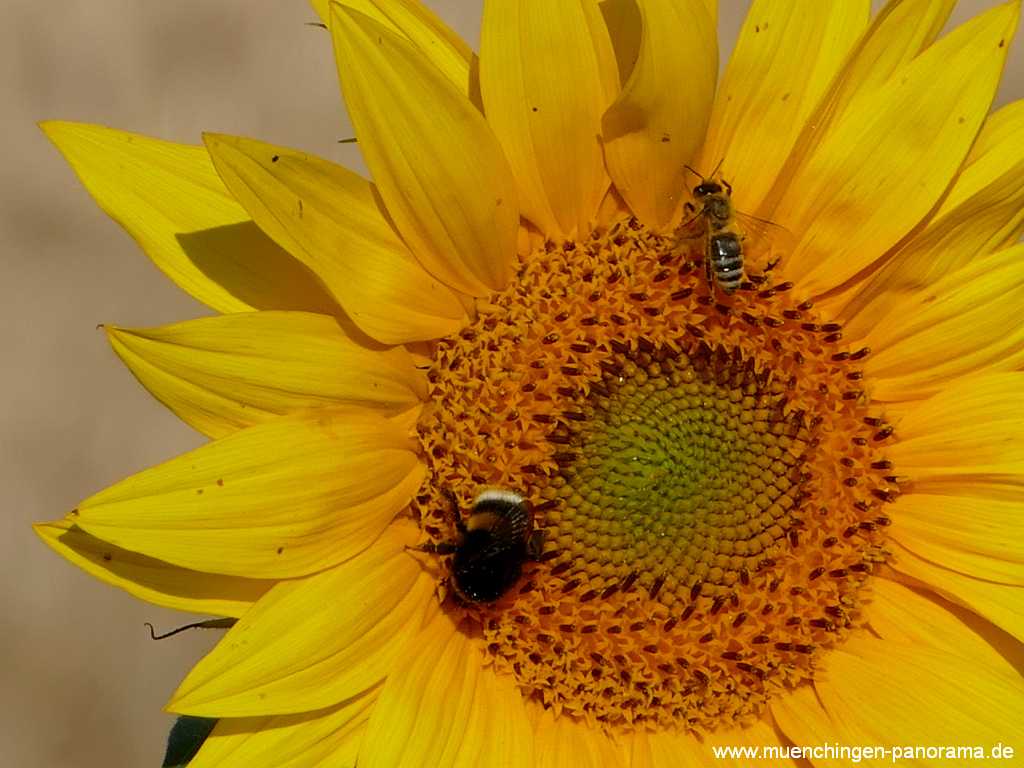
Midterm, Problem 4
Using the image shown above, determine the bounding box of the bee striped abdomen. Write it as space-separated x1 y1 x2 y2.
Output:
708 234 744 293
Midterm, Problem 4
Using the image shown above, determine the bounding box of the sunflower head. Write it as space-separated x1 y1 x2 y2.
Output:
414 211 900 731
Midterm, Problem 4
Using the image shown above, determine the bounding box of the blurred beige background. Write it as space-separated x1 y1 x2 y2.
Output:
2 1 1021 766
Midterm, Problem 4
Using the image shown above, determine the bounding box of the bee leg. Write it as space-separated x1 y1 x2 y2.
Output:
526 530 546 561
677 205 703 234
441 488 468 535
722 178 733 196
446 581 471 608
748 257 781 287
407 540 458 555
704 247 717 296
431 574 458 605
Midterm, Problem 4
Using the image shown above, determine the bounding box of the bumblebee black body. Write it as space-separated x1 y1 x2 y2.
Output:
425 489 543 604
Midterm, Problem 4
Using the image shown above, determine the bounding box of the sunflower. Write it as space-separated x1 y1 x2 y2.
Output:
36 0 1024 765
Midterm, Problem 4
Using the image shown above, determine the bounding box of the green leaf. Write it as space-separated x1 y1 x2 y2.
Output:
162 715 217 767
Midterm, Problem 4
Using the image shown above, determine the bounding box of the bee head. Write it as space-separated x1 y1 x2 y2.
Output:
693 180 722 198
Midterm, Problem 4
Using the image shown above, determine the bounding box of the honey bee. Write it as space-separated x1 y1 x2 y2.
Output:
676 163 789 295
415 489 544 603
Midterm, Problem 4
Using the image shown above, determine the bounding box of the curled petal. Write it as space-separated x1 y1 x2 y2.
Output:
330 4 518 295
603 0 717 229
203 135 467 344
310 0 474 97
481 0 616 238
33 520 270 618
40 122 337 314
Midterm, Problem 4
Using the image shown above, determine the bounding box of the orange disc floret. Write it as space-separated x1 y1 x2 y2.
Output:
413 219 896 734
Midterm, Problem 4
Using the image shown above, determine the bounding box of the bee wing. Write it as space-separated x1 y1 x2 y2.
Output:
734 211 796 272
671 208 705 244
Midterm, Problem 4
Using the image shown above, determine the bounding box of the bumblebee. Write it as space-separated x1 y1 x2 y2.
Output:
418 489 544 603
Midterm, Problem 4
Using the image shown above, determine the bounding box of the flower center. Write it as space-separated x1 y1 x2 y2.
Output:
415 220 897 734
548 341 809 604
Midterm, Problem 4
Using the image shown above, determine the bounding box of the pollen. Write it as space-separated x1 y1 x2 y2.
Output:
414 220 896 735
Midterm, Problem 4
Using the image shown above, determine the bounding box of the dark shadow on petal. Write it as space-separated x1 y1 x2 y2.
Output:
176 222 338 314
55 524 273 604
468 52 484 113
599 0 642 88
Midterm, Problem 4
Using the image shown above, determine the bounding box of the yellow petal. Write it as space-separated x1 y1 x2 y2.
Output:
452 652 533 768
775 637 1024 762
630 732 655 768
891 541 1024 643
202 134 467 345
868 578 1021 677
310 0 473 98
330 4 518 295
33 520 270 618
913 476 1024 503
169 523 432 716
764 0 954 219
106 311 426 439
889 494 1024 586
887 372 1024 479
775 1 1018 297
388 403 424 440
647 719 787 767
458 655 536 768
861 245 1024 404
831 101 1024 337
770 683 840 752
697 719 790 767
601 0 715 229
598 0 642 87
359 611 532 768
938 97 1024 220
700 0 868 215
817 635 1024 753
646 732 683 768
481 0 615 237
534 706 628 768
188 693 375 768
701 0 717 27
40 122 337 315
831 0 954 113
72 408 424 578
